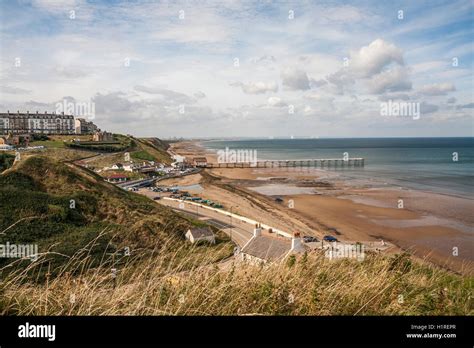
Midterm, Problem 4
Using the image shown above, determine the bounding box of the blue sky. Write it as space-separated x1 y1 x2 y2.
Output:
0 0 473 137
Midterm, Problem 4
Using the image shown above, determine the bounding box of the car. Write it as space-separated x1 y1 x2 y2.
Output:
303 236 318 243
323 235 338 242
153 196 161 200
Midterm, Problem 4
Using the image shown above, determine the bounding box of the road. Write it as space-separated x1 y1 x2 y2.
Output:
138 189 253 247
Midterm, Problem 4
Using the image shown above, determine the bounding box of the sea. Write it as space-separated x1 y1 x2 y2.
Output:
201 138 474 199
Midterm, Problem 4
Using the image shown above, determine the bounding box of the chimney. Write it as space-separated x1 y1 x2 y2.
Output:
253 224 262 237
36 111 39 114
291 232 304 252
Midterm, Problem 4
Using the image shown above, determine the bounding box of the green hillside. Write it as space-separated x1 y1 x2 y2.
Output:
0 156 231 281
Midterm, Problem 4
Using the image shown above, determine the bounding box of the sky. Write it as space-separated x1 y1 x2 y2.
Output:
0 0 473 138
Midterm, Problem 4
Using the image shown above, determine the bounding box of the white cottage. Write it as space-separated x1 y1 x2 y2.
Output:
185 228 215 244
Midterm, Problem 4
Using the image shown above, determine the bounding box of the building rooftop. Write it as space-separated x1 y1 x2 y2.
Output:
241 234 291 262
187 227 214 239
108 174 128 179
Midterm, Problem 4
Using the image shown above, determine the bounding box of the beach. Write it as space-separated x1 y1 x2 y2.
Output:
168 141 474 275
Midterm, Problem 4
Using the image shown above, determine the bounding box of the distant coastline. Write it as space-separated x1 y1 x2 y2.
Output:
200 137 474 199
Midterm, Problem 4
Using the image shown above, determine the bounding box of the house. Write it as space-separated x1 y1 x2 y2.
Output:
92 131 113 142
185 227 215 244
111 163 123 170
1 111 74 135
193 157 208 167
106 174 128 183
138 166 157 173
75 118 98 135
239 227 307 264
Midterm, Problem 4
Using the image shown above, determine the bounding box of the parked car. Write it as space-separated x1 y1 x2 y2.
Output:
303 236 318 243
153 196 161 200
323 235 338 242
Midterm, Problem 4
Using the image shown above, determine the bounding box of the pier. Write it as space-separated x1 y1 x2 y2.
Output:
203 158 365 168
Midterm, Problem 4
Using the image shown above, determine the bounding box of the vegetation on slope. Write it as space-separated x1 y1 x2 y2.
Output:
0 153 15 172
134 137 172 164
0 156 231 281
0 247 471 315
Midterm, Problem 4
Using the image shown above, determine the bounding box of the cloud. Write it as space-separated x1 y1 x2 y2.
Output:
419 83 456 96
322 39 410 95
420 102 439 114
249 55 276 64
456 103 474 110
229 81 278 94
267 96 287 107
309 78 328 88
326 69 354 94
134 86 195 105
349 39 404 78
378 93 411 101
281 68 310 90
446 97 457 104
367 66 412 94
194 91 206 99
0 85 31 94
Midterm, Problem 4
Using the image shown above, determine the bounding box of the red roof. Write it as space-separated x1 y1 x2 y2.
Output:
108 174 127 179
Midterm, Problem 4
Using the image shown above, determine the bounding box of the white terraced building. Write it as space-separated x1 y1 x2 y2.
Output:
0 111 75 135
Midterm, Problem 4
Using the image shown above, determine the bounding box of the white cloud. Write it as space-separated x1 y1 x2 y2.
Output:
0 85 31 94
229 81 278 94
194 91 206 99
419 83 456 96
367 66 412 94
267 96 286 107
281 68 310 90
349 39 404 77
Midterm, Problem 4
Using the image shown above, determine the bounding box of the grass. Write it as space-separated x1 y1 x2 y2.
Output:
29 140 65 148
0 153 15 172
131 150 155 161
0 244 471 315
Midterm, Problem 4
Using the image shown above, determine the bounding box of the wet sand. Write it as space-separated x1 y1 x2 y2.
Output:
169 141 474 275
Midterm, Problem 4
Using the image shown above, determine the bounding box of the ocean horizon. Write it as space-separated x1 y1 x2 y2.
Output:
201 137 474 199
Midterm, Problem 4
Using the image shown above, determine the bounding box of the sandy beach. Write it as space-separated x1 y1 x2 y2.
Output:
168 141 473 275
